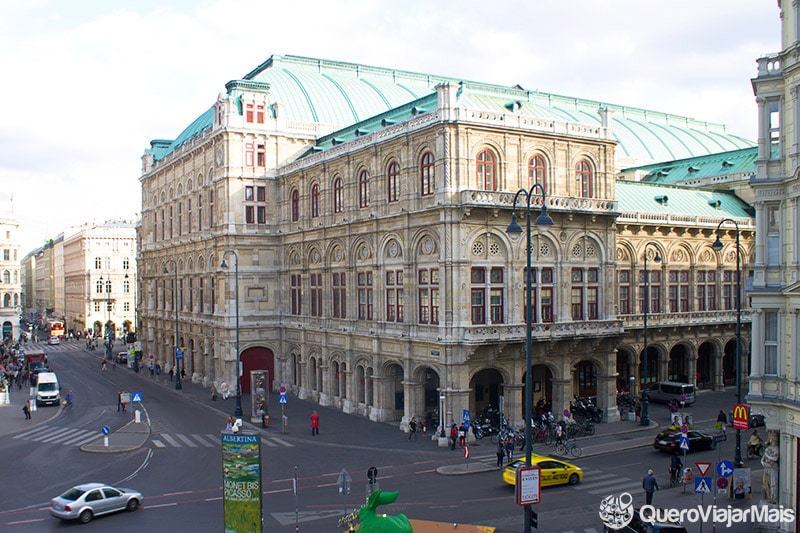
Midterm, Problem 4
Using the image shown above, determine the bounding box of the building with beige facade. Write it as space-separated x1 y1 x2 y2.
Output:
137 55 754 435
748 0 800 521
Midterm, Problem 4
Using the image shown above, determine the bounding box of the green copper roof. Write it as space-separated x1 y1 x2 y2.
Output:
621 146 757 184
616 181 753 219
149 55 755 163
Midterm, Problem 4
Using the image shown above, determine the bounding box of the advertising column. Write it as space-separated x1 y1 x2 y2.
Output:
222 431 262 532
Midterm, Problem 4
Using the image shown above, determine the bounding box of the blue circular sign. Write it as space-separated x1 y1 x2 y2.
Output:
717 460 734 478
102 426 110 435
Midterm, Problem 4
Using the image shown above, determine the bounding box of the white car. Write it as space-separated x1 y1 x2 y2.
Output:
49 483 142 523
48 336 60 345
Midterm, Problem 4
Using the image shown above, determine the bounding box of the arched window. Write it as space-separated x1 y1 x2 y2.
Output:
576 159 594 198
358 170 369 208
387 161 400 203
420 152 434 196
2 271 8 284
105 280 112 293
333 177 343 213
96 280 103 293
95 257 102 269
310 184 320 218
476 149 497 191
291 189 299 222
529 155 547 190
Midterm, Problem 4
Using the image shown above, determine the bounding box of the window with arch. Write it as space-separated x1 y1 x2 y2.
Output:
476 149 497 191
576 159 594 198
529 154 547 190
95 257 102 269
105 280 112 294
2 271 9 284
123 279 130 293
358 170 370 208
387 161 400 203
291 189 300 222
333 177 343 213
420 152 434 196
310 184 320 218
96 280 103 294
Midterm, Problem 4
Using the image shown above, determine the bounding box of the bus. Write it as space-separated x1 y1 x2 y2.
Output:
48 320 65 339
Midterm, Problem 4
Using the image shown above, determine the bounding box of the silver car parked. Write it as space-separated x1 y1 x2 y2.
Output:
49 483 142 523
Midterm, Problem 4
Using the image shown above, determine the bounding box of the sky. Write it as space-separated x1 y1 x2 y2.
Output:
0 0 782 254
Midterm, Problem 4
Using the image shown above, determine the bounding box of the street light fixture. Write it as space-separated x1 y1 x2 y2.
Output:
98 274 113 361
163 260 182 391
505 183 553 533
221 250 243 418
711 218 743 467
640 242 661 427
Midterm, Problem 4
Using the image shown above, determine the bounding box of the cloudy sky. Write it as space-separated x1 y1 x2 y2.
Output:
0 0 781 253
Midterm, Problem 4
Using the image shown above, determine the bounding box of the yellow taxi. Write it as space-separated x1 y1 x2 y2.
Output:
502 454 583 487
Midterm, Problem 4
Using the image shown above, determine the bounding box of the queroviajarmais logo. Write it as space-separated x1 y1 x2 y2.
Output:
599 492 634 530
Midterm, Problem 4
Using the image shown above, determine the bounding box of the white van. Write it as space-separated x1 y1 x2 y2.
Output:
35 372 60 406
647 381 696 406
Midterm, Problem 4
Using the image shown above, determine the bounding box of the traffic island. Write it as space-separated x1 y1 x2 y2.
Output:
80 418 151 453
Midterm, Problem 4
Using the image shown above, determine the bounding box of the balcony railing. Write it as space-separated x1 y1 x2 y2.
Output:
621 309 752 328
462 319 623 343
461 190 618 214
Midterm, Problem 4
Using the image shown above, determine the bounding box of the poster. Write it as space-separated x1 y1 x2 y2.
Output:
222 431 262 532
731 468 751 500
250 370 269 423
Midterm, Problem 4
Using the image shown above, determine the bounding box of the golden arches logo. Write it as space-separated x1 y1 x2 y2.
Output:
733 404 748 421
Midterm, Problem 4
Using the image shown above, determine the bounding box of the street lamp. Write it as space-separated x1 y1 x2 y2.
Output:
711 218 743 467
163 260 182 390
98 274 113 361
221 250 243 418
506 183 553 533
640 242 661 427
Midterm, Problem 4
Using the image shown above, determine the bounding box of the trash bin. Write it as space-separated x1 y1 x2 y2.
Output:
262 414 270 428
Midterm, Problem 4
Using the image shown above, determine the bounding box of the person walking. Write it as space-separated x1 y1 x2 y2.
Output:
225 416 234 431
117 390 126 412
101 358 107 371
22 399 32 420
408 417 418 442
310 410 320 435
642 469 659 505
168 368 174 382
496 440 506 469
449 423 457 450
65 389 73 409
219 380 230 400
716 409 728 431
505 436 515 463
210 382 219 401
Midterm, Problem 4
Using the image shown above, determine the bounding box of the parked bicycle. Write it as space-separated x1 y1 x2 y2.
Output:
556 438 582 458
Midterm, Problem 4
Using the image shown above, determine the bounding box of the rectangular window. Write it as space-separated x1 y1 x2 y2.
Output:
768 99 780 160
177 202 183 236
764 310 778 375
199 278 204 313
587 268 599 319
210 278 215 314
256 144 266 167
357 271 373 320
489 267 504 324
571 268 584 320
332 272 346 319
310 273 322 317
471 267 486 324
385 270 403 322
187 199 192 233
198 194 203 231
418 268 439 324
245 103 254 123
188 278 193 312
722 271 734 310
123 302 130 312
619 270 630 314
767 205 780 266
245 142 254 166
256 104 265 124
209 189 214 227
668 270 689 313
244 186 267 225
291 274 302 316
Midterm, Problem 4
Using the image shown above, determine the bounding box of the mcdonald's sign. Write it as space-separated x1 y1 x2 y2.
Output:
732 403 749 430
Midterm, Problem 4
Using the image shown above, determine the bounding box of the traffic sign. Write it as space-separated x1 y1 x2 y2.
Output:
694 477 712 494
732 403 749 430
713 433 727 443
679 435 690 450
176 348 184 360
695 462 712 477
102 426 110 435
367 466 378 482
279 385 286 394
517 466 541 505
131 392 142 402
717 460 734 478
278 393 288 404
716 477 729 490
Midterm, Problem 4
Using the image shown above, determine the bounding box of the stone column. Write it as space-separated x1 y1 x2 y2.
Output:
503 384 523 427
599 351 620 422
401 381 423 431
713 352 725 390
369 376 393 422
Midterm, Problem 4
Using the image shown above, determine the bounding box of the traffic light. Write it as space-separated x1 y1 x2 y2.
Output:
528 508 538 530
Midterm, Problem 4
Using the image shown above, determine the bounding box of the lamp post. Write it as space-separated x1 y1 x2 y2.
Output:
640 242 661 427
712 218 743 467
221 250 243 418
163 260 182 390
98 274 112 361
506 183 553 533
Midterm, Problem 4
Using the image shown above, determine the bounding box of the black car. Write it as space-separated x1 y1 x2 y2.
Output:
653 429 715 453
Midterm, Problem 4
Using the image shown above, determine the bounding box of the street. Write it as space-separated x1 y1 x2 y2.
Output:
0 340 770 532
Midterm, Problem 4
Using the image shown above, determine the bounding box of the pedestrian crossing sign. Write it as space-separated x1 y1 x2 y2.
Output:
694 477 711 494
679 435 690 450
131 392 142 402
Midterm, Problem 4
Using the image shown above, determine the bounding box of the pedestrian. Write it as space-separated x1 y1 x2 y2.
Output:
101 359 107 371
449 423 457 450
679 393 686 409
225 416 234 431
458 423 466 448
505 436 515 463
180 368 186 380
642 468 659 505
149 361 155 376
555 421 564 446
496 440 506 469
117 390 126 412
219 380 230 400
210 382 219 401
310 410 320 435
408 416 418 442
168 368 174 382
22 399 31 419
716 409 728 431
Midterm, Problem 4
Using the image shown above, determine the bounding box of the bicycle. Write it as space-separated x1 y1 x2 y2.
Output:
556 438 582 458
746 443 765 460
669 467 681 487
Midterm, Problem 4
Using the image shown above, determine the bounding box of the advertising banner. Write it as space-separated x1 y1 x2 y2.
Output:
250 370 269 423
222 431 262 532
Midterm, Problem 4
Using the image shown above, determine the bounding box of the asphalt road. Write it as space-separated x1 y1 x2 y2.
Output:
0 340 768 532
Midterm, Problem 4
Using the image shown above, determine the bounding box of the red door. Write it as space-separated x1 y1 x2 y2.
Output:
239 347 275 393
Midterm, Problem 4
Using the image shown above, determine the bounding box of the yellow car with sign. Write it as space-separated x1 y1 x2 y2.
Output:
502 454 583 487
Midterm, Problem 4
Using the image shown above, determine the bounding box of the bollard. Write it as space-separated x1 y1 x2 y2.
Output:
135 410 141 423
104 436 109 448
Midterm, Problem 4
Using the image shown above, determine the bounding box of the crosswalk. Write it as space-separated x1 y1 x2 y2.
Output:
13 425 294 449
575 467 642 495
